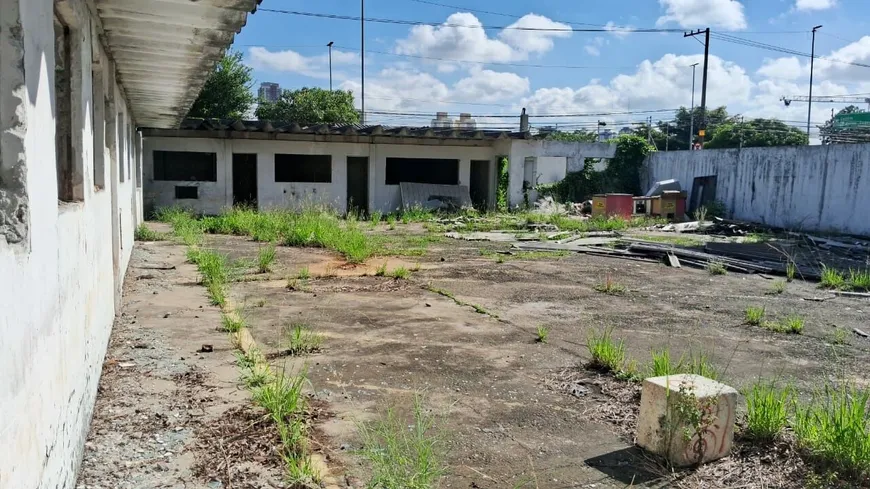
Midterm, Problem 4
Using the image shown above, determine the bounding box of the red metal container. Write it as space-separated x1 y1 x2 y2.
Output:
604 193 634 219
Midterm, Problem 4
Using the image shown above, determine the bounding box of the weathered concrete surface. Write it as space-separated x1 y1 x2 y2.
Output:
637 374 738 467
643 144 870 236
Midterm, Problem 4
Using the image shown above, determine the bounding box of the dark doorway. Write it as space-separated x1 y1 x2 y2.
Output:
347 156 369 215
232 153 257 207
689 175 717 214
470 160 491 211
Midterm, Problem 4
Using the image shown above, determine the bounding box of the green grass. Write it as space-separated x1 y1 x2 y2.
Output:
743 232 776 244
535 325 550 344
297 266 311 280
786 261 797 282
257 244 277 273
375 262 388 277
241 363 273 388
831 328 849 346
220 313 245 333
282 323 324 355
456 213 665 234
399 205 436 224
685 351 720 380
849 269 870 291
390 266 411 280
744 380 793 442
370 211 383 227
648 348 685 377
593 274 626 295
387 215 397 230
744 306 766 326
134 223 168 241
636 235 705 247
793 385 870 480
763 314 805 334
820 265 848 290
587 327 628 374
707 259 728 275
819 266 870 292
358 394 447 489
768 279 787 295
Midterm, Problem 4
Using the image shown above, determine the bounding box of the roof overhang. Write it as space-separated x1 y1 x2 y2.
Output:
94 0 260 128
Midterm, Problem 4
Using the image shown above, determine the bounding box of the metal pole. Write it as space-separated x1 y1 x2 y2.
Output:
598 120 601 139
361 0 365 125
808 25 822 142
690 62 698 149
327 41 334 91
699 28 710 146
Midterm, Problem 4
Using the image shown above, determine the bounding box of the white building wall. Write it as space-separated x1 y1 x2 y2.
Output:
643 144 870 236
0 1 140 488
143 137 498 215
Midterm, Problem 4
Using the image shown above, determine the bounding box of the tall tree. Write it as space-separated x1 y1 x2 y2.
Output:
187 51 254 119
705 118 808 149
819 106 870 144
545 129 598 143
255 88 360 125
629 106 733 151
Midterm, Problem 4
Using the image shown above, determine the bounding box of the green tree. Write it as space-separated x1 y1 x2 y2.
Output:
603 135 655 195
187 51 254 119
705 118 808 149
819 106 870 144
255 88 360 124
631 106 733 150
545 129 598 142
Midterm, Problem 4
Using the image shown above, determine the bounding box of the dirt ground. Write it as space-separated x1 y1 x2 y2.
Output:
79 223 870 488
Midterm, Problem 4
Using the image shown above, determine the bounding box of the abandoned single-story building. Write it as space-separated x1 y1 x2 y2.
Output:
141 119 616 214
0 0 258 487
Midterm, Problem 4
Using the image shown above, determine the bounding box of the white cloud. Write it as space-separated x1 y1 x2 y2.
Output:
604 21 635 38
656 0 747 30
394 12 570 69
339 68 450 112
757 57 805 80
453 68 530 103
248 47 358 79
584 37 607 57
795 0 836 11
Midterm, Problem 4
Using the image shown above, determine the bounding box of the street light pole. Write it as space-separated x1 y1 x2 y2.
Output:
361 0 366 125
327 41 334 91
690 62 698 149
807 25 823 142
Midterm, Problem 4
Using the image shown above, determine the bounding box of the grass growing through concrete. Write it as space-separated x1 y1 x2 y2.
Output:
763 315 805 334
390 266 411 280
358 394 447 489
221 313 245 333
187 248 229 306
820 266 870 292
282 323 324 355
792 385 870 480
375 262 388 277
593 273 626 295
744 306 766 326
535 325 550 344
424 284 498 319
587 327 629 374
257 244 277 273
744 380 793 442
768 279 787 295
134 224 168 241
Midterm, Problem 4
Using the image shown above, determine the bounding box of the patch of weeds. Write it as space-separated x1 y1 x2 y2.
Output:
282 323 324 355
134 223 168 241
386 215 397 230
744 232 775 244
424 284 497 319
255 298 266 308
411 262 421 272
234 349 259 369
587 327 628 374
767 279 787 295
793 384 870 481
221 313 245 333
849 269 870 292
593 273 626 295
370 210 382 227
707 259 728 275
251 367 310 466
257 244 277 273
400 205 435 224
648 347 685 377
321 264 337 278
535 325 550 344
685 351 720 380
831 328 849 346
786 261 797 282
390 266 410 280
207 282 226 307
358 394 447 489
764 314 805 334
375 262 388 277
469 303 492 316
241 363 273 388
744 306 766 326
693 206 708 223
744 380 793 442
820 265 848 290
297 266 311 280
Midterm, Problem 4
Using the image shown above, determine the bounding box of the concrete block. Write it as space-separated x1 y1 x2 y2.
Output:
636 374 738 466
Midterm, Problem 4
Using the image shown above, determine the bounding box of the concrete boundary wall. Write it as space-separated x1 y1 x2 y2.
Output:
642 144 870 236
0 0 140 487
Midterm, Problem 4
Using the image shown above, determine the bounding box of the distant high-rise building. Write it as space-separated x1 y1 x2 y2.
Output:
258 82 281 102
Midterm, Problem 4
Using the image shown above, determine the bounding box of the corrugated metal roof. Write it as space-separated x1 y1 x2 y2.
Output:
141 118 531 140
94 0 260 128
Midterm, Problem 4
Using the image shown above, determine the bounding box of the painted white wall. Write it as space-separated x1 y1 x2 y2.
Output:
0 1 140 488
643 144 870 236
143 137 499 214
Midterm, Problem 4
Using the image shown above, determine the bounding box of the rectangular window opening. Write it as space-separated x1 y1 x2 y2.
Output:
91 67 106 190
175 186 198 200
54 17 83 202
153 150 217 181
274 154 331 183
385 158 459 185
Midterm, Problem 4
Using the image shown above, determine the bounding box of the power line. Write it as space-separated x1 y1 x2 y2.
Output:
258 8 684 33
711 32 870 69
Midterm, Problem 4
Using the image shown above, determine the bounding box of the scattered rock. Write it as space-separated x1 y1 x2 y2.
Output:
119 362 136 368
854 328 869 338
199 344 213 353
163 313 171 318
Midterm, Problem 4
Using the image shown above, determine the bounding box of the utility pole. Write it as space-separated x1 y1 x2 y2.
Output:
361 0 366 125
739 116 745 149
684 28 710 146
807 25 823 142
690 62 698 149
665 122 669 151
327 41 334 91
648 116 652 144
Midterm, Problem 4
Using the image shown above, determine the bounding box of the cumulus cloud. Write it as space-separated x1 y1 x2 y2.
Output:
585 37 607 57
604 21 635 38
656 0 747 30
453 68 530 103
339 68 450 112
394 12 571 70
248 47 358 79
795 0 836 10
757 57 805 81
755 37 870 84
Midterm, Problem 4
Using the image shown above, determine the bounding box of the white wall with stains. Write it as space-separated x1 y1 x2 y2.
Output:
643 144 870 236
0 0 140 487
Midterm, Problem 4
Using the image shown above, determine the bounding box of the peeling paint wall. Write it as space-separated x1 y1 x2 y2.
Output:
0 0 140 487
643 144 870 236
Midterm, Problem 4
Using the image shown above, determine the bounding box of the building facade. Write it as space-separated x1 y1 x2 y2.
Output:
258 82 281 102
0 1 257 487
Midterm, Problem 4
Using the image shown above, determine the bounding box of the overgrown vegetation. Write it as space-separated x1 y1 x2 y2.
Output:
358 394 447 489
390 266 411 280
707 259 728 275
649 348 684 377
763 314 805 334
282 323 324 355
134 223 168 241
221 313 245 333
587 327 630 375
744 380 793 442
817 265 870 292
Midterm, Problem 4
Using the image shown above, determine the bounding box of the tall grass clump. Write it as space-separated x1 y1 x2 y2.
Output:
820 265 847 290
156 206 204 245
358 394 447 489
257 244 277 273
744 381 793 442
744 306 765 326
587 327 628 374
648 348 685 377
283 323 324 355
849 269 870 291
793 385 870 480
685 351 720 380
134 223 167 241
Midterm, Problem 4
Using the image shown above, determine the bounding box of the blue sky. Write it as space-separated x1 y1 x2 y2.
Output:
233 0 870 139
